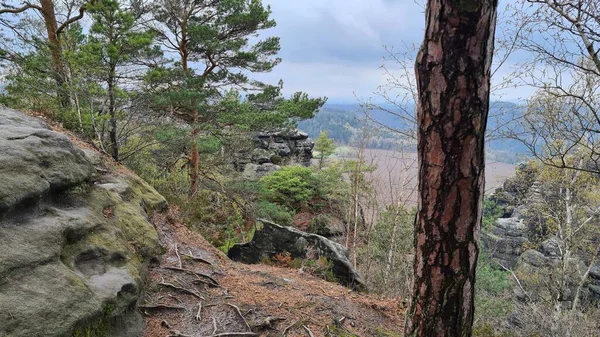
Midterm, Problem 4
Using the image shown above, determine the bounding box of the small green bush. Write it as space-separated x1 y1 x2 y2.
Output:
260 166 318 210
482 198 504 230
256 201 294 226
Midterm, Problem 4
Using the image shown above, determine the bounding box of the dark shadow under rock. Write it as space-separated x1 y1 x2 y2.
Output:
228 219 366 291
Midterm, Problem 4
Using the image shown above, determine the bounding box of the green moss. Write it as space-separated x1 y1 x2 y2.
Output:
123 175 168 213
71 303 116 337
325 325 360 337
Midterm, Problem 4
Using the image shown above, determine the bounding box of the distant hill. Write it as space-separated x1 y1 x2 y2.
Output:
298 102 530 164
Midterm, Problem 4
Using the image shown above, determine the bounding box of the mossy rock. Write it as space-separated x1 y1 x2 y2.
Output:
0 107 166 337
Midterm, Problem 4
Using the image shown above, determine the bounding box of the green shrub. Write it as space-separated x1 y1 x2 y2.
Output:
482 198 504 230
256 201 294 226
260 166 318 210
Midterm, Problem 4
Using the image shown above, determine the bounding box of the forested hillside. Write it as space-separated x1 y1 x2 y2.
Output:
0 0 600 336
299 102 529 163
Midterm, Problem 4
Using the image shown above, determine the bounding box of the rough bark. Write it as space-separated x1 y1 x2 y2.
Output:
404 1 499 336
108 73 118 161
40 0 70 109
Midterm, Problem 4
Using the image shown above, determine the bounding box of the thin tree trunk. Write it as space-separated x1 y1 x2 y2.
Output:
404 1 498 336
108 73 118 161
40 0 70 109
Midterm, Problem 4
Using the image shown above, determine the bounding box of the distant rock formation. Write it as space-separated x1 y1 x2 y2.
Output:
482 217 530 269
236 130 315 179
484 173 600 302
228 219 365 291
0 107 166 337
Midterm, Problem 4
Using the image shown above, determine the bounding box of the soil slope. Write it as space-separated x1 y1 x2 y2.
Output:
142 206 405 337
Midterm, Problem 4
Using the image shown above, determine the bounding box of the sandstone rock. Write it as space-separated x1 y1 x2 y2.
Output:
236 130 315 178
228 219 365 291
482 217 530 269
0 107 166 337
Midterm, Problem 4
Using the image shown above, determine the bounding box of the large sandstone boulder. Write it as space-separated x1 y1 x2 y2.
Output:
0 107 166 337
228 219 365 291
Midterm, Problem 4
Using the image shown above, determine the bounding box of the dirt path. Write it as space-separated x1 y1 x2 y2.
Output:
141 207 405 337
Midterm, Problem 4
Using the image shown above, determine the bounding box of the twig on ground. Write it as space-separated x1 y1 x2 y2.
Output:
195 302 202 321
227 303 251 331
212 317 218 334
175 244 182 269
302 325 315 337
158 281 205 300
283 320 300 336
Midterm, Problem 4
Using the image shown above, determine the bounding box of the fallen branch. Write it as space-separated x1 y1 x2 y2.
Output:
158 281 205 300
212 317 218 334
227 303 251 331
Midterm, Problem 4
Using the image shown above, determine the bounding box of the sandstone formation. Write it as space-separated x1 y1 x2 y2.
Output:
0 107 166 337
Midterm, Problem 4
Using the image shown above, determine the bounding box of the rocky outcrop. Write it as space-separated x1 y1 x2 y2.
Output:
236 130 314 179
0 107 166 337
227 219 365 291
482 217 530 269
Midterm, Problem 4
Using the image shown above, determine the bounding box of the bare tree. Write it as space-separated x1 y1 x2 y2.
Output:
404 0 499 336
504 0 600 173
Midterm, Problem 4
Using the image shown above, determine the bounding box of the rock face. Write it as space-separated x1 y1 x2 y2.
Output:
0 107 166 337
236 130 314 179
482 217 530 269
227 219 366 291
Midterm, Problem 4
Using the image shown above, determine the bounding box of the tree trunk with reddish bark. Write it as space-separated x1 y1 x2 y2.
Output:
40 0 70 109
404 1 498 336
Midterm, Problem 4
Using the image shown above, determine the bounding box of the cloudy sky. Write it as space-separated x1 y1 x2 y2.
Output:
255 0 535 104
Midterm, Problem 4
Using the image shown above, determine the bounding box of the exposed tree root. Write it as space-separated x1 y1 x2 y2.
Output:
226 303 251 331
158 281 205 300
164 266 220 286
139 304 187 312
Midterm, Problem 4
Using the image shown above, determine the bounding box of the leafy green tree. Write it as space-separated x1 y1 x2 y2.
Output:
85 0 159 161
0 0 95 108
314 130 336 169
148 0 324 196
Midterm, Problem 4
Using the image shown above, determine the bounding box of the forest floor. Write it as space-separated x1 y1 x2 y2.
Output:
141 206 405 337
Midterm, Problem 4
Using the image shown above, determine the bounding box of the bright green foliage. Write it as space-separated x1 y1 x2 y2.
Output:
315 130 336 169
85 0 160 160
260 166 320 210
482 198 504 230
474 252 513 335
256 200 294 226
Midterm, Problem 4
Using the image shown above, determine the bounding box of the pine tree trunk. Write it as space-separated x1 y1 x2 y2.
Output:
404 1 498 336
40 0 70 109
108 73 118 162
